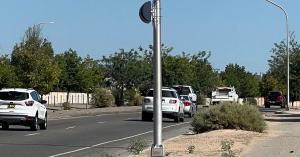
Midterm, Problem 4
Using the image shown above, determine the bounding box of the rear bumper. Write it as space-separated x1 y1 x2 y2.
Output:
142 111 178 119
211 98 235 103
0 115 34 125
265 101 283 106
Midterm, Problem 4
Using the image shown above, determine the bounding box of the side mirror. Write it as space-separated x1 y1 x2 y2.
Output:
41 100 47 104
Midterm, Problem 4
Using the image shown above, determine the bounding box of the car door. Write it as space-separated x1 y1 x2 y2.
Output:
35 91 46 119
30 91 45 119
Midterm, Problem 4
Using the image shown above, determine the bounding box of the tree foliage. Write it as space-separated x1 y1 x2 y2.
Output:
221 64 260 97
0 55 20 88
265 33 300 100
79 55 104 93
102 49 150 106
11 25 59 95
55 49 82 102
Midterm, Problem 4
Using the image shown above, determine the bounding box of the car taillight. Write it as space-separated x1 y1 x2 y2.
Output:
169 100 177 104
184 101 192 106
25 101 34 106
144 98 151 103
277 96 283 101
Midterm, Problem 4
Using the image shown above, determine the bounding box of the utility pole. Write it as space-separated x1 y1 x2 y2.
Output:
139 0 164 156
151 0 164 156
265 0 290 110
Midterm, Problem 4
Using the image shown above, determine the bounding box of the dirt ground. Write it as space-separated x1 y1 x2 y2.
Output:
132 122 279 157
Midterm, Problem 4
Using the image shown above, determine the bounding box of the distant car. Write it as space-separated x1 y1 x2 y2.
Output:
211 87 239 105
0 88 47 130
172 85 197 102
142 87 184 123
265 91 286 108
180 95 196 118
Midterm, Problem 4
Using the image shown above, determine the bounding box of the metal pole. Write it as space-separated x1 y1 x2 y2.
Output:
265 0 289 110
151 0 164 156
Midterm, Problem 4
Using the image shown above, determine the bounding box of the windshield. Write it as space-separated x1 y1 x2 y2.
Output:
146 90 177 98
173 87 191 95
0 91 29 101
180 96 190 101
217 88 232 93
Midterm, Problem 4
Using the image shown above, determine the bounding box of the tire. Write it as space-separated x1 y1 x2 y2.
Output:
180 113 184 122
174 112 180 123
188 112 193 118
265 103 270 108
39 113 47 130
30 114 38 131
142 112 152 121
2 123 9 130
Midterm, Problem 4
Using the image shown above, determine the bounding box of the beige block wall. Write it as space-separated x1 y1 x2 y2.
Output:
43 92 92 105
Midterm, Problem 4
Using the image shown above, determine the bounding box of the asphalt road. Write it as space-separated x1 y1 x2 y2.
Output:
0 111 192 157
244 106 300 157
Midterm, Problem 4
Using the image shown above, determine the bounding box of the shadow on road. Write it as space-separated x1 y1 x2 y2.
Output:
265 118 300 123
124 118 184 123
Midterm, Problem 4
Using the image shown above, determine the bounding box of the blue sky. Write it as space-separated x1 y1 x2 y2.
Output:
0 0 299 74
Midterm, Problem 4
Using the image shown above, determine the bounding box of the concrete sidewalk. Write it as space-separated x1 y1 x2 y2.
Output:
243 108 300 157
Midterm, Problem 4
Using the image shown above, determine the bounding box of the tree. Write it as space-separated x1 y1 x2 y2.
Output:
79 55 104 102
266 33 300 100
221 64 260 98
190 51 221 96
11 25 60 95
162 52 194 87
55 49 82 103
0 55 20 88
102 49 148 106
260 74 285 96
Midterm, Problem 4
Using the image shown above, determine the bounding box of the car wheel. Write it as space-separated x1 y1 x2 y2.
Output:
2 123 9 130
142 112 152 121
265 103 270 108
30 114 38 131
188 112 192 118
174 112 180 123
180 113 184 122
39 113 47 130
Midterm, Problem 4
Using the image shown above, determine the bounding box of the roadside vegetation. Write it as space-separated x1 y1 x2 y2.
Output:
1 25 300 106
191 102 266 133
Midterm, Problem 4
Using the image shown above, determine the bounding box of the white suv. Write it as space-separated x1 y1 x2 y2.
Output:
142 87 184 122
172 85 197 103
0 88 47 130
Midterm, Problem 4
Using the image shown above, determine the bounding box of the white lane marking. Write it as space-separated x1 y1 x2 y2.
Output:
66 126 76 130
97 121 106 124
48 121 190 157
25 133 40 137
50 112 140 121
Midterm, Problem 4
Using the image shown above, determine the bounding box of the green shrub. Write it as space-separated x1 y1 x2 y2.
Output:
127 137 148 155
91 88 115 108
62 102 71 110
125 88 143 106
191 102 266 133
221 139 236 157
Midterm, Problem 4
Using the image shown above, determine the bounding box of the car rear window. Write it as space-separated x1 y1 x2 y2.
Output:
146 90 177 98
173 87 191 95
0 91 29 101
268 92 281 99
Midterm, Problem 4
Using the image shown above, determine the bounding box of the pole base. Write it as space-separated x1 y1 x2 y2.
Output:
151 145 164 157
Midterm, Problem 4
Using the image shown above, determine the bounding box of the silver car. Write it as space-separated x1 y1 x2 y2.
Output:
180 95 196 118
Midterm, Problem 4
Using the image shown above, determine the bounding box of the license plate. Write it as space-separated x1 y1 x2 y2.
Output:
7 104 15 109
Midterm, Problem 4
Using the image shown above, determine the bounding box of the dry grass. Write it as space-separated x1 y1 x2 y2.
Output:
132 129 272 157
